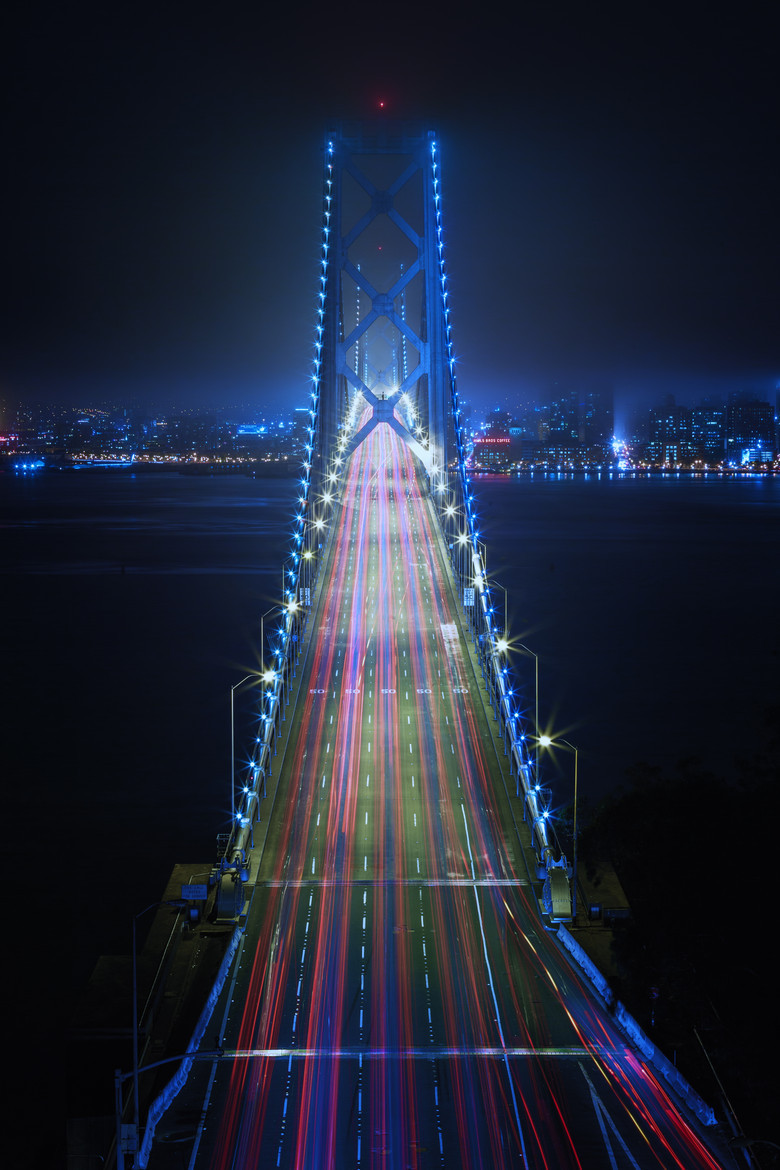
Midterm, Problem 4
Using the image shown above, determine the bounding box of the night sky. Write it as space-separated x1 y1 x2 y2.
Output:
3 2 778 417
3 11 778 1158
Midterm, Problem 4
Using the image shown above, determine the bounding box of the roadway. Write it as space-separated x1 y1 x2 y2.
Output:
148 422 728 1169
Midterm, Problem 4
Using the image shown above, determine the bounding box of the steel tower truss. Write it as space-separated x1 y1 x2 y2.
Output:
318 124 451 480
310 124 566 912
219 127 568 930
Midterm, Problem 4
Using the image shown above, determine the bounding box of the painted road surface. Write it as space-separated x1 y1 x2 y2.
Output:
148 423 727 1170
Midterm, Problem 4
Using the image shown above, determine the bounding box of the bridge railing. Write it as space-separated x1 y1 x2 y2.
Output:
213 145 339 899
428 136 571 920
218 134 571 921
213 594 309 906
435 501 572 920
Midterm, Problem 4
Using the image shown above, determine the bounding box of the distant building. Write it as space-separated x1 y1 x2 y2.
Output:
578 384 614 458
691 399 725 462
725 394 775 464
546 383 580 446
646 396 693 464
469 385 615 468
532 440 581 466
542 381 613 463
471 433 513 470
471 408 514 469
485 407 510 435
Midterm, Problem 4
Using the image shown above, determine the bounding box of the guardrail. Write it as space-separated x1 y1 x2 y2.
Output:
433 481 572 921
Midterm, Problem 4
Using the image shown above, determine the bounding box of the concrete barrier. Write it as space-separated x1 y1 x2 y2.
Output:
557 924 717 1128
138 925 244 1167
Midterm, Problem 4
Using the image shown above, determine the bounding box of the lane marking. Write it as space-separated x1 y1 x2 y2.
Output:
461 802 529 1162
579 1062 643 1170
222 1045 598 1059
256 877 531 888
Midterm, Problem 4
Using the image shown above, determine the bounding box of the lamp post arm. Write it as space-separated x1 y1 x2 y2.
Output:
231 674 257 823
553 737 579 919
517 643 540 783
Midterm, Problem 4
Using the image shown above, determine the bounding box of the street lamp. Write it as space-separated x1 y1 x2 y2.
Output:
456 531 470 610
474 536 487 577
471 545 486 600
539 734 579 920
259 606 278 676
442 500 462 566
302 547 314 602
260 668 278 759
488 577 508 640
231 673 257 820
493 631 512 747
482 572 510 721
261 604 292 718
286 597 300 672
304 515 326 598
452 530 474 632
517 643 540 792
467 537 488 639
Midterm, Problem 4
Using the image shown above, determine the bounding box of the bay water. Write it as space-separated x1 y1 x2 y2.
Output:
2 468 778 989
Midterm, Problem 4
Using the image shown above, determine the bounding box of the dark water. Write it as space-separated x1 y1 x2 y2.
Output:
2 469 779 994
1 472 295 994
476 472 780 801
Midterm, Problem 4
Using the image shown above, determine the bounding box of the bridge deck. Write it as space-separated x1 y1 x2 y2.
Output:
146 425 725 1169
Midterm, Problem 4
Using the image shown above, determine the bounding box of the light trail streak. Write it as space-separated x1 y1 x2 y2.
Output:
189 420 727 1170
218 1046 609 1059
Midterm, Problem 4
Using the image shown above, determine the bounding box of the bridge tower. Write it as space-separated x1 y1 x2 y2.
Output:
306 124 565 911
315 122 454 485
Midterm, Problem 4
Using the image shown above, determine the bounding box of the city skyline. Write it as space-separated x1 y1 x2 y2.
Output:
4 383 778 472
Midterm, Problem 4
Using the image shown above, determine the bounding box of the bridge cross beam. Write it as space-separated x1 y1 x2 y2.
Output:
316 124 453 482
339 391 433 474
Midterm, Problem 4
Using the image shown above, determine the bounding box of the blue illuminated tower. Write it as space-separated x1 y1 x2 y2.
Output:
300 124 565 913
315 123 454 483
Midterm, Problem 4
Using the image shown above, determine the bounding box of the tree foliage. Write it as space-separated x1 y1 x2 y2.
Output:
579 706 780 1150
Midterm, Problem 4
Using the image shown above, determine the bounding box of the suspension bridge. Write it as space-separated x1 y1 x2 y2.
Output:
127 124 732 1170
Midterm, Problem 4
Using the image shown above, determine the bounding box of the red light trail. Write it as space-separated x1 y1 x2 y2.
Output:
169 422 726 1169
